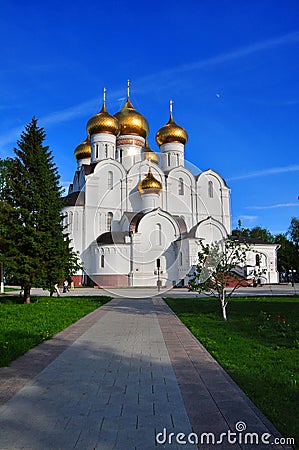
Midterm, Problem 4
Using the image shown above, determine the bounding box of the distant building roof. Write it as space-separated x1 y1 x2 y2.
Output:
229 235 274 245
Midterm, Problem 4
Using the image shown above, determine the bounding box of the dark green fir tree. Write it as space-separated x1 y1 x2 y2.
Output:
1 118 80 303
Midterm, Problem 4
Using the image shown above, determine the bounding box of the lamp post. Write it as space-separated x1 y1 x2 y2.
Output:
128 228 134 287
154 258 163 292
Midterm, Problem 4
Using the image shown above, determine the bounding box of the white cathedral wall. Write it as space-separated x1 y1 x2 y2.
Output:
176 239 194 285
130 212 180 286
62 206 84 255
115 135 145 171
97 245 130 274
91 133 116 162
140 193 161 212
166 168 196 230
195 220 227 244
83 161 126 246
160 142 184 171
196 171 231 234
81 243 131 287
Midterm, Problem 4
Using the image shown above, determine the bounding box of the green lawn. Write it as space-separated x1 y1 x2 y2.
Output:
165 296 299 446
0 295 110 367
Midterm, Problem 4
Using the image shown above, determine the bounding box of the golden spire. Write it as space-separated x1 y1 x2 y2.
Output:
98 86 107 113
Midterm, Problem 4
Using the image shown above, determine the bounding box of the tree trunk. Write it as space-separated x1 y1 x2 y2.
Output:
221 291 227 321
24 285 31 304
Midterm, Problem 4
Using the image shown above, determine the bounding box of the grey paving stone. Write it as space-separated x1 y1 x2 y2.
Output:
0 296 291 450
0 297 193 449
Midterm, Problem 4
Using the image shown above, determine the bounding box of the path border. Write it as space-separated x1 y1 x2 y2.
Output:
154 297 293 449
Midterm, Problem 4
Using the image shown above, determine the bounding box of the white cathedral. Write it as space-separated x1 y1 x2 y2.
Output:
63 83 279 287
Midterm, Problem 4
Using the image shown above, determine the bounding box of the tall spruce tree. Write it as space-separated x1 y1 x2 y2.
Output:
1 118 80 303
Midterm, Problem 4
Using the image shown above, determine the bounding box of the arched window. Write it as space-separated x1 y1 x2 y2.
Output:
156 223 162 246
108 171 113 190
255 254 260 266
120 148 123 163
208 180 213 198
105 144 108 158
177 154 180 165
106 212 113 231
178 178 184 195
167 153 171 166
95 144 99 159
100 253 105 268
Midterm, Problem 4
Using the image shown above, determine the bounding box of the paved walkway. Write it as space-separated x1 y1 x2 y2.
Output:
3 282 299 299
0 297 293 449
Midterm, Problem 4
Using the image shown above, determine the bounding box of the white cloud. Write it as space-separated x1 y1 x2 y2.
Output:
155 31 299 78
238 215 258 221
0 126 24 153
247 203 299 210
1 30 299 151
228 165 299 181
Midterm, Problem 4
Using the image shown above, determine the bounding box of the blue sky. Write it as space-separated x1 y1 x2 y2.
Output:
0 0 298 235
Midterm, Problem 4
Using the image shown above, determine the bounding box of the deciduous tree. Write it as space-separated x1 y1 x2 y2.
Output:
189 239 263 320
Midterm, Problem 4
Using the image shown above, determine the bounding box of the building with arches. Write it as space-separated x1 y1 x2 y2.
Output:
63 83 279 287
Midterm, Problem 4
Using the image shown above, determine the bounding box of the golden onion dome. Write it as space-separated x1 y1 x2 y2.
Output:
138 167 162 194
143 141 159 164
86 88 120 136
114 80 149 139
74 136 91 160
156 100 188 146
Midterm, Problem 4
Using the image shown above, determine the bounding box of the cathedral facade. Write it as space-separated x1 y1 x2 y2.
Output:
63 84 279 287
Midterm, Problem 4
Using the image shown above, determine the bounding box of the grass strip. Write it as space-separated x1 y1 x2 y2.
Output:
0 295 110 367
165 296 299 445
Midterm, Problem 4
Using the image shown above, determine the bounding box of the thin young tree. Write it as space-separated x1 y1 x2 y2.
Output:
1 118 80 303
189 239 264 320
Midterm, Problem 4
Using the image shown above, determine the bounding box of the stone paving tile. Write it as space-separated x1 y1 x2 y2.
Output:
0 296 294 450
154 297 293 450
0 297 194 450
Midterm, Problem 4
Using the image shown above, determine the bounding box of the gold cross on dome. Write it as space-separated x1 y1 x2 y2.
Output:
169 99 173 114
127 79 131 99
